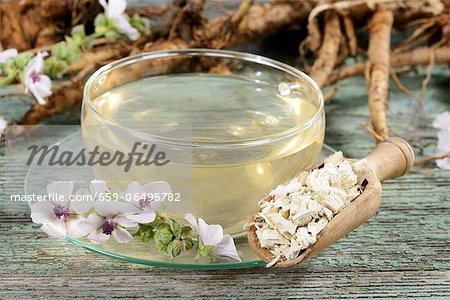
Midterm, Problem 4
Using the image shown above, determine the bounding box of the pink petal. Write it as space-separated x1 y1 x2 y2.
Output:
70 188 94 214
113 15 140 40
213 234 242 261
30 201 55 224
198 218 223 246
0 48 18 63
436 157 450 170
88 229 110 244
25 52 46 75
108 0 127 17
66 216 87 238
0 116 7 133
113 216 138 228
122 181 145 203
143 181 171 210
94 200 139 217
89 179 108 196
40 219 66 239
437 129 450 152
112 226 133 243
432 111 450 130
29 84 47 105
46 181 73 204
143 181 171 195
79 214 104 233
125 212 156 224
184 213 199 232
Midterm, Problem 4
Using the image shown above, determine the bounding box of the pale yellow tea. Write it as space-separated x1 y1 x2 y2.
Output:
82 74 324 234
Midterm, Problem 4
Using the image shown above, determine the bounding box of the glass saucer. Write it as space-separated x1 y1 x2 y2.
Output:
25 131 335 270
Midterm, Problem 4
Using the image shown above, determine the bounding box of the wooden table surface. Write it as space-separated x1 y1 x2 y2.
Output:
1 68 449 299
0 1 449 296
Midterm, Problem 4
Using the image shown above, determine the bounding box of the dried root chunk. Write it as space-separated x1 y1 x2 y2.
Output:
251 151 367 267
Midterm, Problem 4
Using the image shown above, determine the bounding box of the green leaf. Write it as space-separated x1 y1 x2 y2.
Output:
52 42 67 60
141 229 155 242
104 30 121 41
180 226 192 239
169 218 183 239
167 240 183 258
71 25 86 39
44 57 68 79
12 53 32 69
134 224 155 242
198 244 215 257
0 72 16 88
131 14 151 35
94 13 108 28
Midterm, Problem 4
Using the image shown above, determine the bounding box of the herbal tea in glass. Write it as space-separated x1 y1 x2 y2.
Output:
81 50 325 235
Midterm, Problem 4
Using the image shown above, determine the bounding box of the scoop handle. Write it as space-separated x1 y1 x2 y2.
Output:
365 138 415 182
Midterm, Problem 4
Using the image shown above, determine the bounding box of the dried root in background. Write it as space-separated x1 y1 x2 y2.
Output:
0 0 449 143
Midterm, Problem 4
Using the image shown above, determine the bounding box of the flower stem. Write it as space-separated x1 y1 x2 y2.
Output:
86 32 103 41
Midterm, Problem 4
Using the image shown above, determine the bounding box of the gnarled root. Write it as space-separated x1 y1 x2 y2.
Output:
366 9 394 142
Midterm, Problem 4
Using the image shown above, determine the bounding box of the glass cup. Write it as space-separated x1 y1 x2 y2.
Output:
81 49 325 235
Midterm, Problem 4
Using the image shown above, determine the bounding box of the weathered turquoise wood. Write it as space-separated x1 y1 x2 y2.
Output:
1 68 448 299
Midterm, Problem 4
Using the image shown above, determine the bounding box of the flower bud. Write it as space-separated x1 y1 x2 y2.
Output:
167 240 183 258
71 25 86 40
155 238 167 252
44 57 68 79
131 14 151 35
169 219 182 238
183 238 194 250
154 223 174 245
13 53 32 69
180 226 192 239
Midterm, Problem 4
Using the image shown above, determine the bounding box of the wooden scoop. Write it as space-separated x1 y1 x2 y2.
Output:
247 138 415 267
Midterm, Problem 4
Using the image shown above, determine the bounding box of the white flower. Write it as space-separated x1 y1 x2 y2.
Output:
185 213 242 261
0 116 7 136
80 200 140 244
432 111 450 170
432 111 450 130
30 181 94 239
0 48 18 74
24 52 52 105
100 0 140 40
436 128 450 169
0 48 18 64
121 181 171 223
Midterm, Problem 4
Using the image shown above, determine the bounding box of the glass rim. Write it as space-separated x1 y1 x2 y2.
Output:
83 48 324 149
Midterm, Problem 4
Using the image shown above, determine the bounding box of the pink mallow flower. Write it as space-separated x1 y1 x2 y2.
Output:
24 52 52 105
80 200 140 244
30 181 94 239
185 213 242 261
432 111 450 170
121 181 171 223
100 0 140 40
